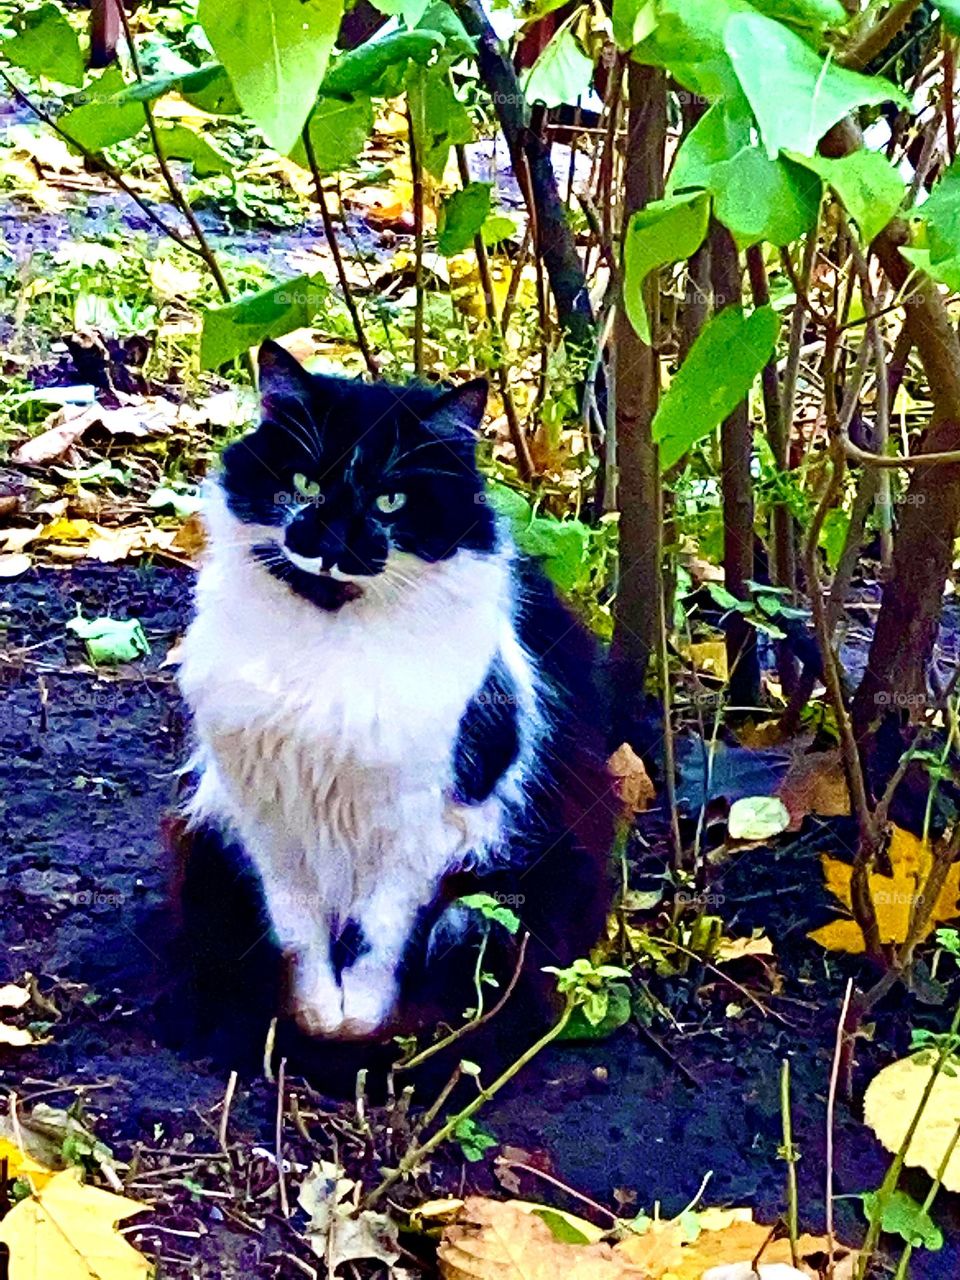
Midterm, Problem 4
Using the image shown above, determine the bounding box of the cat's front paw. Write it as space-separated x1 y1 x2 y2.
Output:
289 950 345 1037
338 963 399 1039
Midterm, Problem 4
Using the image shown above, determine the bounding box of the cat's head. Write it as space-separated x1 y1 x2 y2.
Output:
219 341 495 609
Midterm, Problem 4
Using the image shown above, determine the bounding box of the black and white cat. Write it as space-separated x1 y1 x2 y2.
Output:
176 341 615 1041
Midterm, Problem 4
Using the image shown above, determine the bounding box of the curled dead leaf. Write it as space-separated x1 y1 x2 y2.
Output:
607 743 656 816
438 1196 645 1279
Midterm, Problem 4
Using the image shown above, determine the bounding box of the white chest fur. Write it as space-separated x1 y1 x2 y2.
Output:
176 488 533 1035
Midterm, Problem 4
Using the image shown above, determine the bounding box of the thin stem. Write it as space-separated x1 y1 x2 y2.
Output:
397 933 530 1073
363 997 575 1208
301 123 379 378
407 107 425 376
116 4 231 304
781 1059 800 1269
826 981 853 1280
454 145 534 481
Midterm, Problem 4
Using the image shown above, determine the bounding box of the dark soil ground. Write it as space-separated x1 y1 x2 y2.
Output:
1 563 958 1277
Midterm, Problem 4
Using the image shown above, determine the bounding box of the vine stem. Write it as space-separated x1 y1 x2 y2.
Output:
406 106 425 377
454 145 534 481
396 932 530 1073
115 3 231 304
301 123 379 378
363 997 575 1208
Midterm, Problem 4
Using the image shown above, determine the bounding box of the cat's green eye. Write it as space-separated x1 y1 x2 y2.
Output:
376 492 407 515
293 472 322 500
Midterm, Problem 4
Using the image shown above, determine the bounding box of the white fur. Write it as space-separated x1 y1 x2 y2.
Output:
177 484 539 1037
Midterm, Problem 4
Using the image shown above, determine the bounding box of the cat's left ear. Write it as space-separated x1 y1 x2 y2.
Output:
257 339 314 413
427 378 488 437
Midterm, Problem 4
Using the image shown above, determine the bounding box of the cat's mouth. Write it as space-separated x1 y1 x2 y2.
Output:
251 543 364 610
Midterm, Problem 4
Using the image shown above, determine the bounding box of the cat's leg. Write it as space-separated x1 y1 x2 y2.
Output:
336 883 428 1037
254 864 344 1036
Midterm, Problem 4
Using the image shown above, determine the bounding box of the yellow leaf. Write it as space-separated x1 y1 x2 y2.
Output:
0 1138 57 1190
680 638 728 681
809 827 960 953
864 1055 960 1192
438 1196 645 1279
0 1025 34 1047
0 1168 151 1280
617 1216 855 1280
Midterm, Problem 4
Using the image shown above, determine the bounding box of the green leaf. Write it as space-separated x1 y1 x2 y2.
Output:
861 1191 943 1251
457 893 521 935
406 64 473 179
653 304 779 470
288 95 374 176
728 795 790 840
523 22 594 108
918 158 960 285
518 517 591 592
197 0 344 153
320 30 446 97
438 182 492 254
753 0 847 28
900 246 960 293
66 614 150 665
480 214 518 246
2 3 85 87
941 1 960 36
623 192 711 344
612 0 657 50
200 274 329 369
631 0 752 101
453 1118 498 1162
153 124 234 177
791 149 905 244
820 508 849 572
369 0 430 28
560 982 632 1041
114 62 240 114
668 98 754 194
59 66 146 152
724 12 908 159
711 148 821 248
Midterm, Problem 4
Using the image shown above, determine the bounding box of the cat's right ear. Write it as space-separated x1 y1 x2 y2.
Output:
257 340 314 414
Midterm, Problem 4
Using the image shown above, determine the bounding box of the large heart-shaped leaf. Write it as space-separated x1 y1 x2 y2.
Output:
653 304 780 470
623 192 711 344
724 12 907 159
198 0 344 153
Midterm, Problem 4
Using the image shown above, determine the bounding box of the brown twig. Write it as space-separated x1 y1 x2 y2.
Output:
301 123 379 378
826 979 853 1279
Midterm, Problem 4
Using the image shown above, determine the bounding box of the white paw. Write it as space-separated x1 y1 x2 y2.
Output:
338 963 399 1039
290 950 344 1036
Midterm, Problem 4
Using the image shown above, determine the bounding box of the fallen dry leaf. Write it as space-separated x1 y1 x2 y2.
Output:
864 1054 960 1191
777 749 850 830
0 1167 150 1280
0 1025 34 1047
809 825 960 953
298 1161 400 1273
714 933 775 964
607 743 656 816
681 638 729 682
0 553 31 578
617 1214 855 1280
0 1138 57 1190
438 1197 645 1279
0 984 30 1010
